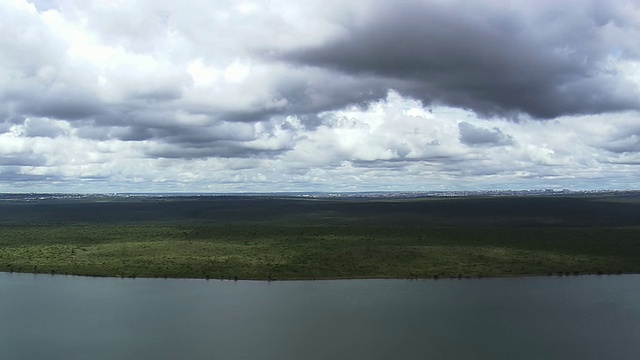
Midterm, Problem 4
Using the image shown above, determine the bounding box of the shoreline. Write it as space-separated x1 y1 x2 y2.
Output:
1 269 634 282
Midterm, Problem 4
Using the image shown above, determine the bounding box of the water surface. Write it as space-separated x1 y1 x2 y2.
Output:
1 273 638 359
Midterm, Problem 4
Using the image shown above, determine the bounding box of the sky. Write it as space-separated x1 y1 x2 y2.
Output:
1 0 640 193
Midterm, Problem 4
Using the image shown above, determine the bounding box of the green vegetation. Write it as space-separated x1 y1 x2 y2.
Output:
1 223 639 280
1 194 640 279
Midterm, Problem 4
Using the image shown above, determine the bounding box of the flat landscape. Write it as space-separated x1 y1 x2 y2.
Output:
1 193 639 280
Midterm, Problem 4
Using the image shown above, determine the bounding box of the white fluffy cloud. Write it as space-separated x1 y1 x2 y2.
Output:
1 0 640 192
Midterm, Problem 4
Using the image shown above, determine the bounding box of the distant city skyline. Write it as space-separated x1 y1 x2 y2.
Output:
2 1 640 193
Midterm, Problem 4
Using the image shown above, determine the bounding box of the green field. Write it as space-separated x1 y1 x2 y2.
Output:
1 194 639 279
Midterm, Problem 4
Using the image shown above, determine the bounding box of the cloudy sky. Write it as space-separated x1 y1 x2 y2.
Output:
1 0 640 193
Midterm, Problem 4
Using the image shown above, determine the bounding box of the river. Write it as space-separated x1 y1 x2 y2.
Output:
1 273 638 359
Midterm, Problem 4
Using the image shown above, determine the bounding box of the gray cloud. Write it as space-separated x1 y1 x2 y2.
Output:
0 154 47 167
281 0 640 119
149 124 255 146
146 141 288 159
458 122 513 147
3 85 104 121
0 122 11 134
602 134 640 154
22 118 68 138
214 71 390 126
271 73 390 118
0 171 54 182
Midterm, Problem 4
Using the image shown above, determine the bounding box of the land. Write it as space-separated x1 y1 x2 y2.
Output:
1 193 640 280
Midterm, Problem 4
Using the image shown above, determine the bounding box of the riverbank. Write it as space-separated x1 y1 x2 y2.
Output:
2 223 639 280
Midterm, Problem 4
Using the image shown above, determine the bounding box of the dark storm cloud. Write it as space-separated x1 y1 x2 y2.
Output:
602 134 640 154
458 122 513 147
75 123 156 142
350 155 464 169
589 120 640 154
215 108 282 123
93 105 178 128
137 124 255 146
272 75 389 117
77 106 258 142
0 171 53 182
0 154 47 167
129 87 183 102
125 121 290 159
22 118 67 138
0 121 11 134
281 0 640 119
147 141 287 159
215 74 389 128
3 86 104 121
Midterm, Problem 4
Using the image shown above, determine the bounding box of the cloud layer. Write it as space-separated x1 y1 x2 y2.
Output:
282 0 640 119
1 0 639 192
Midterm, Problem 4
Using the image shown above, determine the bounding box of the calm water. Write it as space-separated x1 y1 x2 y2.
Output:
1 273 638 360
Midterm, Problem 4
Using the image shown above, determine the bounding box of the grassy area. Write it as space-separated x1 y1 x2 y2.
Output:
1 223 639 279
